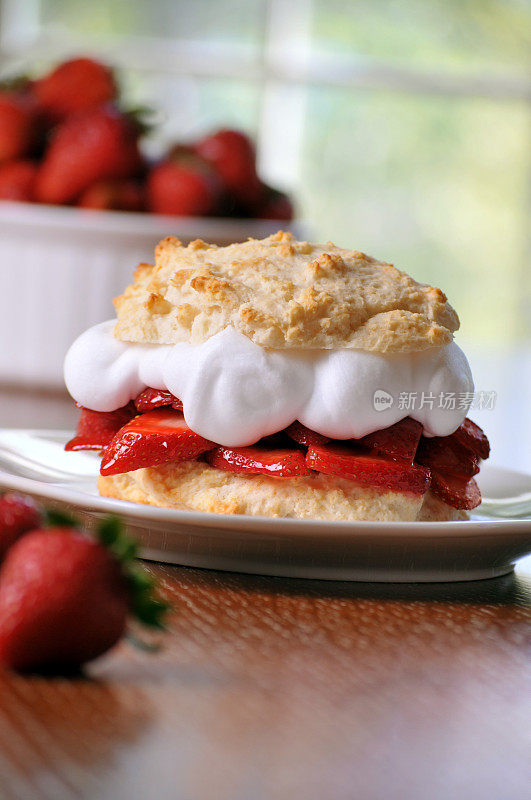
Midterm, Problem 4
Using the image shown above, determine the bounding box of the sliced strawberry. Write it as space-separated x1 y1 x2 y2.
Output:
134 387 183 413
100 408 213 476
306 442 430 495
284 421 330 447
357 417 422 463
453 418 490 461
430 471 481 510
415 435 480 479
206 444 311 478
65 405 136 452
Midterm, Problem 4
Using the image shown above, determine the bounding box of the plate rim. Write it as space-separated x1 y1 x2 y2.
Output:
0 464 530 541
1 429 531 582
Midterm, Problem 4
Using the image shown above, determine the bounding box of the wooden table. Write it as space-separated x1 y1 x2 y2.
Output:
0 387 529 800
0 564 529 800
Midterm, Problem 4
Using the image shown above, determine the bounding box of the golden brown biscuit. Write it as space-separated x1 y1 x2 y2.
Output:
113 231 459 352
98 463 466 522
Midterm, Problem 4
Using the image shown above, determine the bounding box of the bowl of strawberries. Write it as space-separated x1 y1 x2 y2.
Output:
0 57 303 387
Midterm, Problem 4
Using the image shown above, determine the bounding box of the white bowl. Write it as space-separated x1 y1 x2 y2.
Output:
0 201 307 388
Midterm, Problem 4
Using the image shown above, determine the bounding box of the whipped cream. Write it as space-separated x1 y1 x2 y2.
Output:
64 321 474 447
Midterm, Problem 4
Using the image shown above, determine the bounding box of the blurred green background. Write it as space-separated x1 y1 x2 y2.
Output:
3 0 528 343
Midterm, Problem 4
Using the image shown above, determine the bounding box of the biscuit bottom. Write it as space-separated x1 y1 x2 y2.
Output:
98 461 467 522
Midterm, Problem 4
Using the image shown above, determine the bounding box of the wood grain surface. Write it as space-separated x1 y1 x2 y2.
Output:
0 560 528 800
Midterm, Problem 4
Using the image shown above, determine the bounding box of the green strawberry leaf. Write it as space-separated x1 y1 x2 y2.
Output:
0 74 32 92
96 516 170 631
44 509 80 528
97 515 121 546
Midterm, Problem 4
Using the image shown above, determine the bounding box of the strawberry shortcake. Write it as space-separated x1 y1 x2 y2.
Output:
64 232 489 521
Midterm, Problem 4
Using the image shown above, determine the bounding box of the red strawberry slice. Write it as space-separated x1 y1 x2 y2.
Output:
306 442 430 495
134 387 183 413
100 408 213 476
453 418 490 461
284 421 330 447
65 405 136 452
206 444 311 478
357 417 422 463
415 435 480 479
430 471 481 510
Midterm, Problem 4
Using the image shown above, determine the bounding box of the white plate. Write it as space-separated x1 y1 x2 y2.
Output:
0 428 530 583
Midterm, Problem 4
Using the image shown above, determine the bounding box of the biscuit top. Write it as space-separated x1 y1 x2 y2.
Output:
113 231 459 352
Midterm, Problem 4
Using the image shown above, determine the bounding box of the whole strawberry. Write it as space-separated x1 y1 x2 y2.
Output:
0 91 39 163
147 151 221 217
194 128 262 211
256 185 294 221
0 493 41 560
0 160 38 201
77 179 145 212
0 514 167 671
35 106 144 204
33 57 116 123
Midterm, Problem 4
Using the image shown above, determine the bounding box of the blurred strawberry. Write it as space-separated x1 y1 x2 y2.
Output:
194 128 262 211
0 514 168 671
256 184 294 221
78 179 145 211
35 106 144 204
33 57 116 123
0 493 41 561
147 150 222 216
0 91 39 163
0 160 37 201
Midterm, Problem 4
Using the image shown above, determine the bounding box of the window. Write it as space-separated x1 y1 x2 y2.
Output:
1 0 529 347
